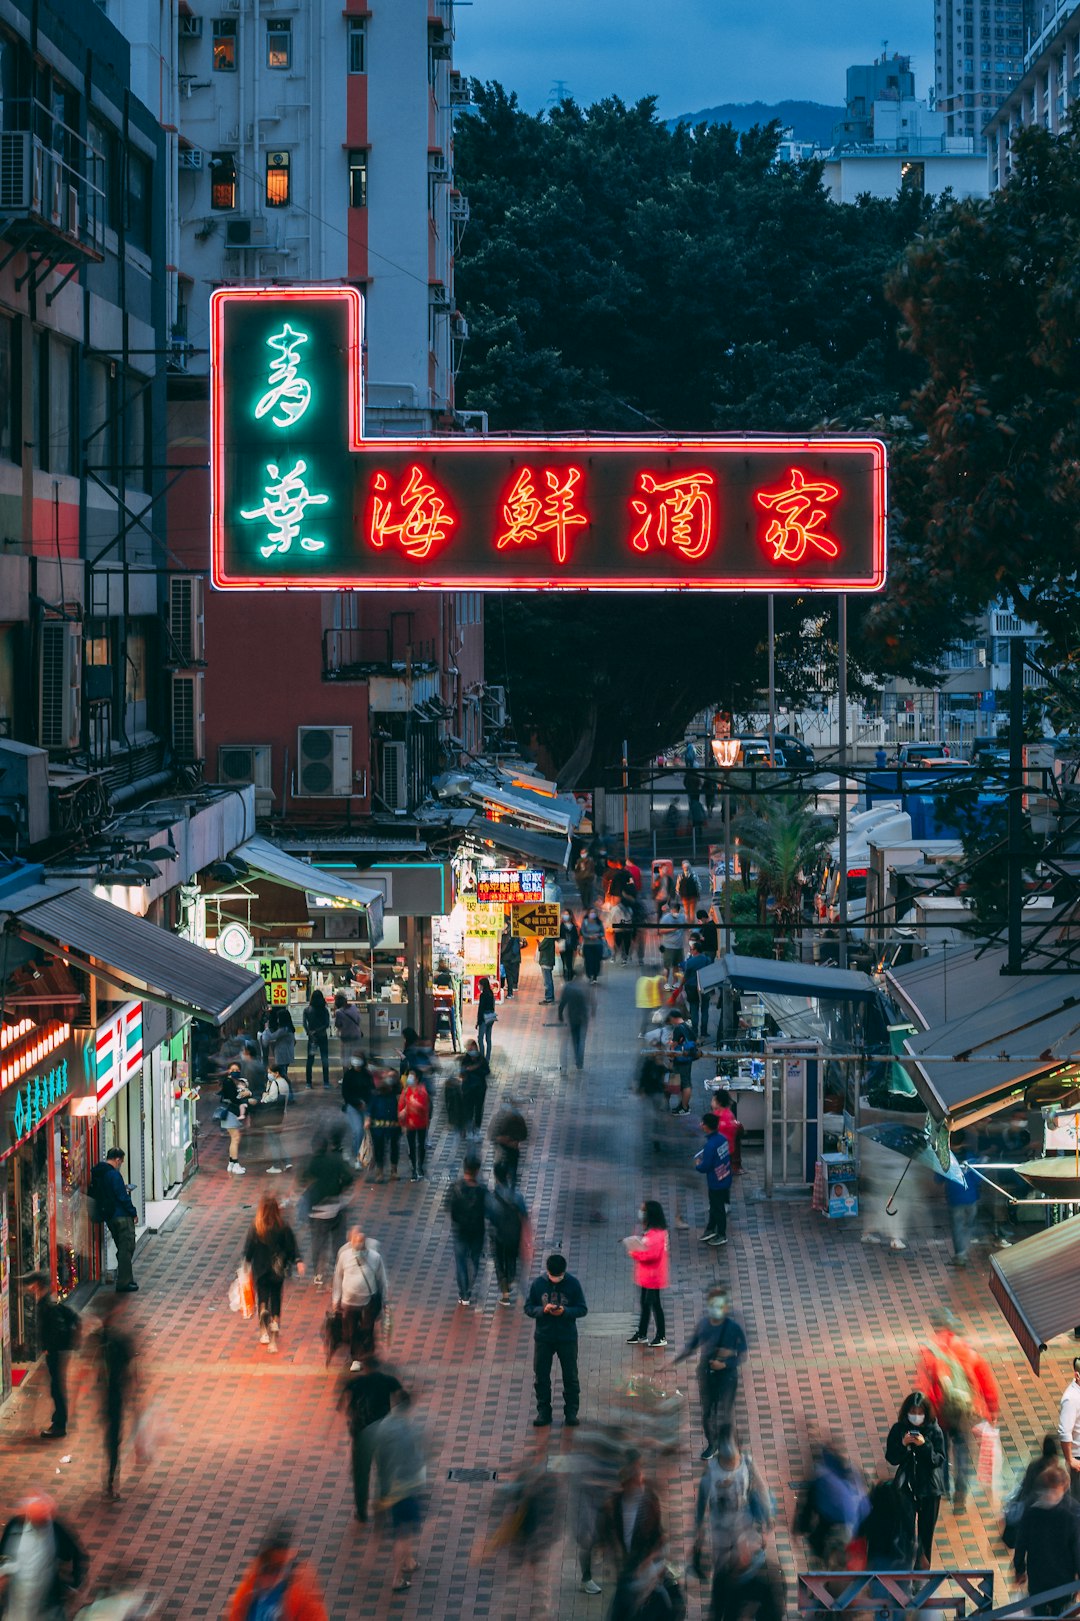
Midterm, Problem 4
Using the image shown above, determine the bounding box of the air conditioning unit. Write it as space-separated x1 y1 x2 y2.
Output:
0 739 51 846
429 282 452 312
428 152 448 178
225 217 252 246
39 620 80 752
381 740 407 812
430 38 452 60
297 725 352 796
448 71 471 106
171 671 205 762
167 574 205 664
218 743 272 789
178 147 204 170
179 13 203 35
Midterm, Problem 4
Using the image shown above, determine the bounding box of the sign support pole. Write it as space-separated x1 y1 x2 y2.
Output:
622 739 630 862
767 593 776 764
837 594 849 972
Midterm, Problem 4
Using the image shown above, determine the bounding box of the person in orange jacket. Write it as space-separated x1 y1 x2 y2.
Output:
227 1524 327 1621
915 1307 1000 1510
398 1070 432 1181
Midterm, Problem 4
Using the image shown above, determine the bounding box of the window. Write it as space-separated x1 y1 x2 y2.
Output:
125 149 151 252
0 315 16 463
86 359 117 484
210 152 237 210
267 19 291 68
265 149 290 207
212 19 237 71
125 375 149 493
47 336 76 475
348 149 368 208
347 17 367 73
901 160 925 194
88 117 121 233
124 624 147 707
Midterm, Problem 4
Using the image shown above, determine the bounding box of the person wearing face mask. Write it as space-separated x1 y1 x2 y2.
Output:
885 1391 946 1567
579 907 606 984
558 909 579 980
672 1286 748 1459
623 1200 670 1348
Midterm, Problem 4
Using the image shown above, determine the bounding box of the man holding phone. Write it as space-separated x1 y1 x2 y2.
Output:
524 1253 588 1428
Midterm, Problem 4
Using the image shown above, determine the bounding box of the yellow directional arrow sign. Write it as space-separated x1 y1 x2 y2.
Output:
511 902 560 938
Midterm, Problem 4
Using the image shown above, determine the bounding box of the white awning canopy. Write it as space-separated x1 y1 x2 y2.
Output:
234 837 385 944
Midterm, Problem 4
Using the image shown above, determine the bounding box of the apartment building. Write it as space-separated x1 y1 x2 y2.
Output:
986 0 1080 186
935 0 1034 147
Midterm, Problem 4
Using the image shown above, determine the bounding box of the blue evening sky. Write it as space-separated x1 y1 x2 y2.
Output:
454 0 934 120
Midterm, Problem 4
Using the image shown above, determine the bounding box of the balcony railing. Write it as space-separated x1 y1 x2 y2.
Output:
0 107 106 260
323 627 437 679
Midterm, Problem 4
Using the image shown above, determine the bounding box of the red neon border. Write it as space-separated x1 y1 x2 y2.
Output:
210 286 886 593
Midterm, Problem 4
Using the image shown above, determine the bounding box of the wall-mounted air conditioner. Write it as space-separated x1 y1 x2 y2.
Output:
297 726 352 796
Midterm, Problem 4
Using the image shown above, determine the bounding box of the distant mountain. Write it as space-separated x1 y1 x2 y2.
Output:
668 100 844 147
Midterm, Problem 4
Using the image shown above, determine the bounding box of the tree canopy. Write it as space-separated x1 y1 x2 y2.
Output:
454 87 935 780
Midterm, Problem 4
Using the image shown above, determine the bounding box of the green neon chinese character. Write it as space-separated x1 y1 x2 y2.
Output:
13 1087 25 1139
254 324 312 427
241 459 330 559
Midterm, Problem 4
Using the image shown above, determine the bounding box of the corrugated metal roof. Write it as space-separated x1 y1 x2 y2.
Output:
234 836 385 946
697 953 878 1000
464 815 571 871
4 883 263 1027
989 1215 1080 1374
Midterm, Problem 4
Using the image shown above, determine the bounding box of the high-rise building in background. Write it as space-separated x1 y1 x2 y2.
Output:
986 0 1080 186
934 0 1035 146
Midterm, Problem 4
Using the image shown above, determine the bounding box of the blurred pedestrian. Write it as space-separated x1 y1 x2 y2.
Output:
937 1137 981 1267
459 1039 490 1138
333 992 362 1065
1059 1355 1080 1502
1007 1434 1065 1546
487 1445 562 1619
490 1098 528 1188
658 903 685 986
580 907 606 983
885 1391 945 1566
591 1452 663 1596
89 1147 139 1291
25 1273 80 1439
558 909 580 980
218 1061 251 1176
303 988 331 1090
374 1389 427 1593
226 1523 327 1621
635 971 665 1035
369 1071 403 1183
341 1053 374 1167
93 1295 138 1500
711 1090 743 1172
331 1226 389 1369
399 1070 431 1180
446 1154 487 1306
696 909 719 960
673 1285 747 1458
501 928 522 998
302 1131 354 1283
794 1439 869 1566
476 976 497 1062
575 849 597 910
1013 1462 1080 1617
0 1491 86 1620
268 1008 296 1100
612 896 635 964
695 1113 733 1245
857 1476 915 1570
341 1352 404 1524
677 860 701 922
669 1014 698 1113
693 1427 773 1593
558 978 591 1071
524 1252 587 1427
536 933 557 1003
623 1200 670 1348
916 1307 999 1510
681 938 711 1041
254 1061 290 1174
487 1160 530 1305
242 1193 303 1353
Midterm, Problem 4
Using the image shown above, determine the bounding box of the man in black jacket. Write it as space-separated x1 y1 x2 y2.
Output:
0 1492 86 1618
340 1353 405 1523
89 1147 138 1292
524 1252 588 1428
26 1274 80 1440
1014 1462 1080 1615
446 1155 487 1305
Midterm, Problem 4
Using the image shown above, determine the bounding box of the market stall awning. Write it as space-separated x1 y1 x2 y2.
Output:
464 814 571 871
697 952 879 1000
433 771 574 837
2 881 264 1026
989 1216 1080 1373
234 836 385 945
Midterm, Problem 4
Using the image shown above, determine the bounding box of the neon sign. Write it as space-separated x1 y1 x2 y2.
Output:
210 286 887 591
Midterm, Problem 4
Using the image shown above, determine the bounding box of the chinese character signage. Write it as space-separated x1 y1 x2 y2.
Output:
0 1020 93 1159
211 287 887 593
94 1002 144 1108
475 869 545 905
258 958 291 1007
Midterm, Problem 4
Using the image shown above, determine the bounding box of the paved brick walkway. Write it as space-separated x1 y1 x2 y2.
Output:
0 955 1067 1617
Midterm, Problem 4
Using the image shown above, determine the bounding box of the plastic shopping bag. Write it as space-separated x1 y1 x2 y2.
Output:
974 1420 1002 1503
228 1261 255 1318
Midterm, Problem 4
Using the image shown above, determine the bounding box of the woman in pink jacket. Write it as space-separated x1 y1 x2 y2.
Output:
624 1199 670 1348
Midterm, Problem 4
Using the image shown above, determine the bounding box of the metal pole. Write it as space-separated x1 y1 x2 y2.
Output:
1006 633 1025 975
622 738 630 863
837 595 849 971
723 787 732 954
767 593 776 764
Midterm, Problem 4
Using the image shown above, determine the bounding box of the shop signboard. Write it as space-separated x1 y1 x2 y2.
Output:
463 933 499 979
475 869 545 905
258 957 291 1006
463 900 503 936
210 287 887 594
0 1021 91 1161
511 902 560 938
94 1001 144 1108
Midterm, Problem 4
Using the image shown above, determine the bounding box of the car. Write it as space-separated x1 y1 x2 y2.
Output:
766 732 815 770
891 742 951 767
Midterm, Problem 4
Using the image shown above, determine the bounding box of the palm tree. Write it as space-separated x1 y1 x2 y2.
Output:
731 793 835 957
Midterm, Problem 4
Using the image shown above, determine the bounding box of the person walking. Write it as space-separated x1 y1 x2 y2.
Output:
331 1227 389 1369
916 1307 999 1510
500 929 522 999
254 1060 290 1174
677 859 701 922
588 1454 664 1601
579 907 606 984
575 850 597 910
611 896 635 965
711 1089 743 1172
669 1014 698 1114
673 1285 748 1459
89 1146 139 1291
0 1492 86 1620
623 1200 670 1348
446 1155 487 1306
490 1098 528 1188
657 903 685 986
1062 1357 1080 1504
218 1061 251 1176
25 1274 80 1440
342 1053 374 1167
334 991 363 1065
524 1252 588 1428
558 978 592 1072
460 1040 490 1139
341 1352 405 1523
693 1427 774 1593
536 933 557 1003
399 1070 431 1181
487 1161 530 1306
476 976 497 1062
227 1524 328 1621
558 910 580 981
374 1389 427 1594
93 1295 138 1500
268 1008 297 1100
303 1130 354 1283
885 1391 946 1567
369 1071 403 1183
243 1193 303 1352
681 938 712 1042
303 988 332 1089
695 1111 733 1245
635 970 665 1036
1013 1462 1080 1616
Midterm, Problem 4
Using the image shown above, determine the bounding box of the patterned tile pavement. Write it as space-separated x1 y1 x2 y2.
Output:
0 951 1068 1617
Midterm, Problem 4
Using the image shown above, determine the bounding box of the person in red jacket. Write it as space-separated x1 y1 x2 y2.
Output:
227 1524 327 1621
623 1199 671 1348
711 1087 744 1171
915 1307 1000 1510
398 1071 432 1182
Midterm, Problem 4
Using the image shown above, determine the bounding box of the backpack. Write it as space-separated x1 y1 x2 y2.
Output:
934 1347 973 1428
245 1564 295 1621
87 1162 113 1225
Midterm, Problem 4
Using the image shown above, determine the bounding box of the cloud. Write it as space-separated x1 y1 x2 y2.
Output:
455 0 933 118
